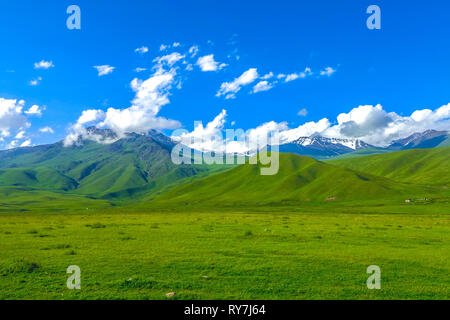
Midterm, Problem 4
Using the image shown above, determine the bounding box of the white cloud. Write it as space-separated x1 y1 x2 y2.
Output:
216 68 259 99
78 109 105 125
0 98 35 149
261 72 274 80
15 130 26 139
281 103 450 146
279 118 332 143
285 73 300 82
172 42 181 47
173 102 450 154
320 66 336 77
135 67 147 73
65 68 181 146
94 65 115 76
29 77 42 86
173 109 287 154
153 52 185 68
297 108 308 117
34 60 54 69
64 109 107 146
160 44 169 51
24 105 43 116
252 81 274 93
135 46 149 54
39 126 54 134
20 139 31 147
196 54 227 72
284 68 312 82
189 45 199 58
174 109 228 153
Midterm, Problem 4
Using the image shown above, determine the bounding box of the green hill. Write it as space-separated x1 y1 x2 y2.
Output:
149 153 442 207
437 137 450 148
326 147 392 160
0 132 232 199
330 147 450 186
0 167 78 191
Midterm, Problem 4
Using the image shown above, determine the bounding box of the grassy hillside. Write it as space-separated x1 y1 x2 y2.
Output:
437 137 450 148
327 147 392 160
0 167 78 191
0 134 233 199
0 187 113 213
330 147 450 186
149 153 444 207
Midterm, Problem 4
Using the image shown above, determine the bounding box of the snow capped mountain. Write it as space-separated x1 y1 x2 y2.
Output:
290 136 372 151
279 135 373 159
388 130 450 150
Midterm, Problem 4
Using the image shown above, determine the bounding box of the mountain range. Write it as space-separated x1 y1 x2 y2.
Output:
279 136 373 159
0 128 448 209
0 129 230 200
279 130 449 159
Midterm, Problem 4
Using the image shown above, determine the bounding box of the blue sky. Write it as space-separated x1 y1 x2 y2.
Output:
0 0 449 149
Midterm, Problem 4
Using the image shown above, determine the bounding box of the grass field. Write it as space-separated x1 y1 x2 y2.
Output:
1 204 448 300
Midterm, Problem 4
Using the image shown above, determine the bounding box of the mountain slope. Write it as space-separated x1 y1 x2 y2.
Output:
388 130 449 150
279 136 372 159
0 167 78 191
0 130 231 199
325 147 393 160
330 147 450 186
150 153 440 207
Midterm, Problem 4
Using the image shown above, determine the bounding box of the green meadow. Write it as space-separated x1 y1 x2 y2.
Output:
0 203 449 300
0 148 449 300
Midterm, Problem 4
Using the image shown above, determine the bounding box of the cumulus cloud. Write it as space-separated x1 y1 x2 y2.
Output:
39 126 54 134
135 46 149 54
94 65 115 76
196 54 227 72
0 98 39 149
159 44 169 51
34 60 54 69
282 68 313 82
64 109 107 146
173 109 287 154
153 52 185 68
24 105 43 116
281 103 450 146
320 66 336 77
260 72 274 80
252 81 274 93
29 77 42 86
135 67 147 73
325 104 450 146
15 130 26 139
297 108 308 117
20 139 31 147
172 103 450 154
216 68 259 99
189 45 199 58
65 68 181 146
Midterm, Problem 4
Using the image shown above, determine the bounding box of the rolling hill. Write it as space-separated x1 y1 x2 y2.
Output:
0 129 232 199
330 146 450 186
149 153 444 207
